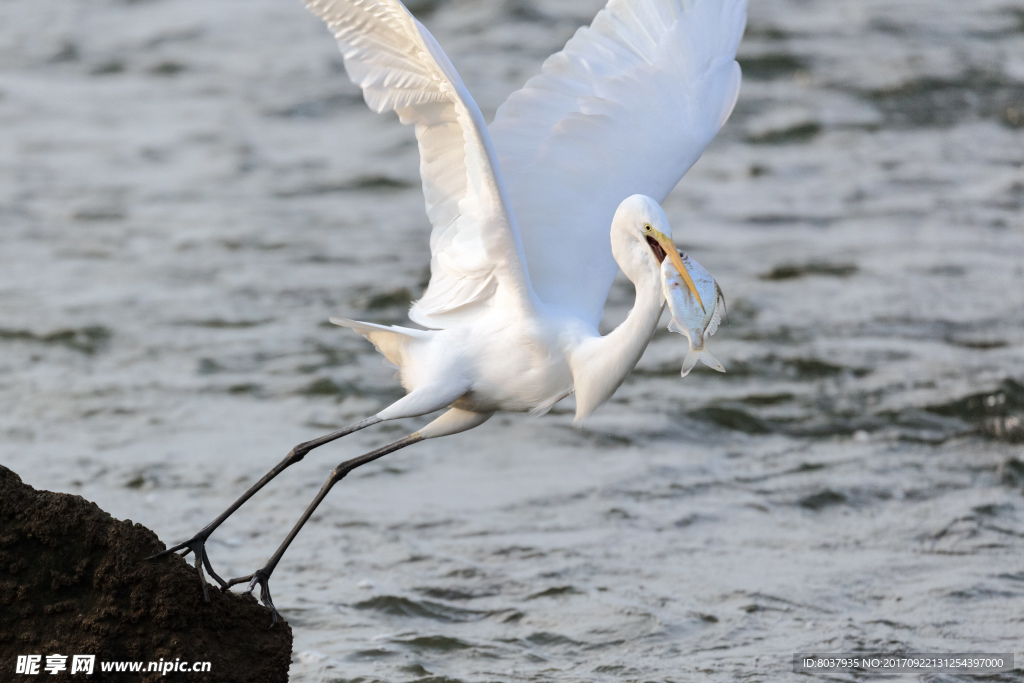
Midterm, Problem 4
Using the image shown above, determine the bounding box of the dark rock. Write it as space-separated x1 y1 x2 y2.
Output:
0 465 291 682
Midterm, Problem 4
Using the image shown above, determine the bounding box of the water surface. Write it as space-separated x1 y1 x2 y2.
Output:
1 0 1023 680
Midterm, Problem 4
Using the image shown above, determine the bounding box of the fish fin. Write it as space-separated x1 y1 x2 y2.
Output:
699 348 726 373
705 285 727 338
680 347 700 377
705 310 721 338
667 318 685 335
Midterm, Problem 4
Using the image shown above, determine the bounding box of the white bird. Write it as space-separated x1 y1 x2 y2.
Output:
152 0 746 624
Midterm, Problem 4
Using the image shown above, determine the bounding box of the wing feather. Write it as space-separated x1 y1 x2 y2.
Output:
490 0 746 327
304 0 534 328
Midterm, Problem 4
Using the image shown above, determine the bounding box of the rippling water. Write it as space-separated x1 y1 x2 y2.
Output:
2 0 1023 680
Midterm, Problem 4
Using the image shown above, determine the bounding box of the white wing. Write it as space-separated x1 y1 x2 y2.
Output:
304 0 535 329
490 0 746 328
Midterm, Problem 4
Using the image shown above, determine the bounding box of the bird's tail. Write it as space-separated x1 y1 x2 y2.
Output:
680 346 726 377
329 317 427 369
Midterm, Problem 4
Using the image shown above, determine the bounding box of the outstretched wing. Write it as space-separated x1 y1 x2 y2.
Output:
489 0 746 327
304 0 535 329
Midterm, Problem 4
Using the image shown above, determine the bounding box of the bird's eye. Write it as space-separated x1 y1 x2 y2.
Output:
643 223 652 232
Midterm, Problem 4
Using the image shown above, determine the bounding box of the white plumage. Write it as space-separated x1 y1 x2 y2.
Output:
156 0 747 623
491 0 745 325
306 0 746 431
304 0 535 331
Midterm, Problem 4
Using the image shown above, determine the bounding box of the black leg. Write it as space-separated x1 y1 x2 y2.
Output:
147 415 382 600
226 432 424 626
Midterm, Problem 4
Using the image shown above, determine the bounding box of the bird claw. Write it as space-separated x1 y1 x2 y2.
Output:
146 534 228 601
227 568 279 627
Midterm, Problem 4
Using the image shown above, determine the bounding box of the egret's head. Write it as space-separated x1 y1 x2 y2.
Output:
611 194 705 311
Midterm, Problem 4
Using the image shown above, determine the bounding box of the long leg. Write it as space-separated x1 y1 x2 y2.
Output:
151 382 474 600
148 415 381 600
226 432 423 625
228 407 494 626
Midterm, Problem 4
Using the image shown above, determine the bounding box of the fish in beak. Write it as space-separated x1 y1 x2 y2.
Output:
660 249 727 377
645 229 705 313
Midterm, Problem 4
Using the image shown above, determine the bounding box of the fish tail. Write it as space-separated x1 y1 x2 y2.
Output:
680 347 700 377
699 348 726 373
680 347 726 377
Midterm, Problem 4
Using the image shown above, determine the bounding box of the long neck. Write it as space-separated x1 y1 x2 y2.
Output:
569 264 664 422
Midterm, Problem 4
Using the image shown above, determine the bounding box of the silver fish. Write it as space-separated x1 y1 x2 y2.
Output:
661 252 726 377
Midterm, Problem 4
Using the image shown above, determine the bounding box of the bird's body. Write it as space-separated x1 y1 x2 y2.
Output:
337 310 581 416
154 0 748 623
333 195 684 430
424 314 579 416
302 0 747 432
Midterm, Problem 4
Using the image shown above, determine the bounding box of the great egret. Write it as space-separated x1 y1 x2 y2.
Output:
152 0 747 624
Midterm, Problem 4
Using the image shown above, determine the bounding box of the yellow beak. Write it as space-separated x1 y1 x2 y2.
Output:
650 229 705 313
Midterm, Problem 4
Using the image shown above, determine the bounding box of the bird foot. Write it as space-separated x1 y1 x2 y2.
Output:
147 533 228 601
226 568 279 627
